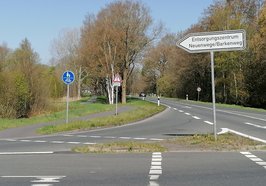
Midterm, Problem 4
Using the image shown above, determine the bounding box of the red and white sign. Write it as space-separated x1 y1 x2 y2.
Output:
113 73 122 83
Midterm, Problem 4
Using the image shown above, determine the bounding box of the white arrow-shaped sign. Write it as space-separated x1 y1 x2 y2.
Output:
177 29 246 53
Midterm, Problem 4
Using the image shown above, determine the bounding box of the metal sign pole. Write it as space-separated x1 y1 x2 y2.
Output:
66 84 70 123
115 86 118 115
210 51 217 141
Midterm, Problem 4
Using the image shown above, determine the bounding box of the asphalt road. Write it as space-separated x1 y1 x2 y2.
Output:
0 152 266 186
0 97 265 185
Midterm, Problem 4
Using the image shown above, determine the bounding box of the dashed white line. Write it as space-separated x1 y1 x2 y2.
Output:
244 122 266 129
83 142 97 145
104 136 116 139
119 137 132 139
149 152 162 186
62 134 73 137
33 140 47 143
134 137 147 140
90 136 101 138
76 135 87 138
0 152 54 155
178 110 184 113
150 138 164 141
204 121 213 125
3 139 17 142
173 108 177 110
192 116 201 120
67 142 81 144
240 151 266 171
50 141 64 144
184 112 191 115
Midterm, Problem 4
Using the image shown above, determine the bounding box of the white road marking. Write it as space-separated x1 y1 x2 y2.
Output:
33 140 46 143
173 108 177 110
90 136 101 138
67 142 81 144
244 122 266 129
220 128 266 144
62 134 73 137
184 112 191 115
240 151 251 155
152 158 162 162
204 121 213 125
149 169 162 174
149 175 160 180
83 142 96 145
240 151 266 171
50 141 64 144
256 162 266 166
178 110 184 113
3 139 17 142
104 136 116 139
77 135 87 138
0 152 54 155
20 140 31 142
150 138 164 141
119 137 131 139
152 162 161 166
134 137 147 140
250 158 263 162
149 152 162 186
245 155 257 158
2 176 65 186
192 116 201 120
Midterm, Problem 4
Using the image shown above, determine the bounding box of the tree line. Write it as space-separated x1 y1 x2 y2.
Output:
1 0 265 119
142 0 266 109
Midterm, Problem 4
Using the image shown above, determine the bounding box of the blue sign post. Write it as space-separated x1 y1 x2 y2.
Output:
62 71 75 123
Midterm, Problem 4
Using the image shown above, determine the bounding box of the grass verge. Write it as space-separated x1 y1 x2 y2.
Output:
73 141 166 153
38 98 166 134
72 133 266 154
0 97 115 131
161 133 266 151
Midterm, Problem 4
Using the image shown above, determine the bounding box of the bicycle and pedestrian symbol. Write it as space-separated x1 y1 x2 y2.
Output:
62 71 75 85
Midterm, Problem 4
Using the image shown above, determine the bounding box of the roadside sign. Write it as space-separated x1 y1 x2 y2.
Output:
177 29 247 141
62 70 75 124
197 87 201 92
62 71 75 85
177 29 246 53
113 82 121 87
113 73 122 83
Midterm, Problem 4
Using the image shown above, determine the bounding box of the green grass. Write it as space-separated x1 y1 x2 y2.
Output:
0 97 115 131
38 98 166 134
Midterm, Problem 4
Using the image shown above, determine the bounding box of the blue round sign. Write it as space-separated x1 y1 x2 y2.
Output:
62 71 75 85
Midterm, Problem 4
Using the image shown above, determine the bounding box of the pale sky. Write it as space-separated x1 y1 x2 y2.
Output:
0 0 214 64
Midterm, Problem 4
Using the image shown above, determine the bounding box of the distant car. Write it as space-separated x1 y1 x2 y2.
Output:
139 92 146 97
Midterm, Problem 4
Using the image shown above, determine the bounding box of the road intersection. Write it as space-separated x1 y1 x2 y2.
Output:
0 97 265 185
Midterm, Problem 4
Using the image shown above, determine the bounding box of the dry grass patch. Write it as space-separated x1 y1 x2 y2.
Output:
72 141 166 153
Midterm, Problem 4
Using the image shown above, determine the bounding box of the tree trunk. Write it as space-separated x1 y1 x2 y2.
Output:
77 66 82 100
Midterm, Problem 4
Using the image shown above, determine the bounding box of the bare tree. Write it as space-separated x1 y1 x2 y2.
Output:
51 28 88 100
80 0 162 103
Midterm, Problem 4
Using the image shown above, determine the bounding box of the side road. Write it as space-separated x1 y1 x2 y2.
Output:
0 106 134 139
